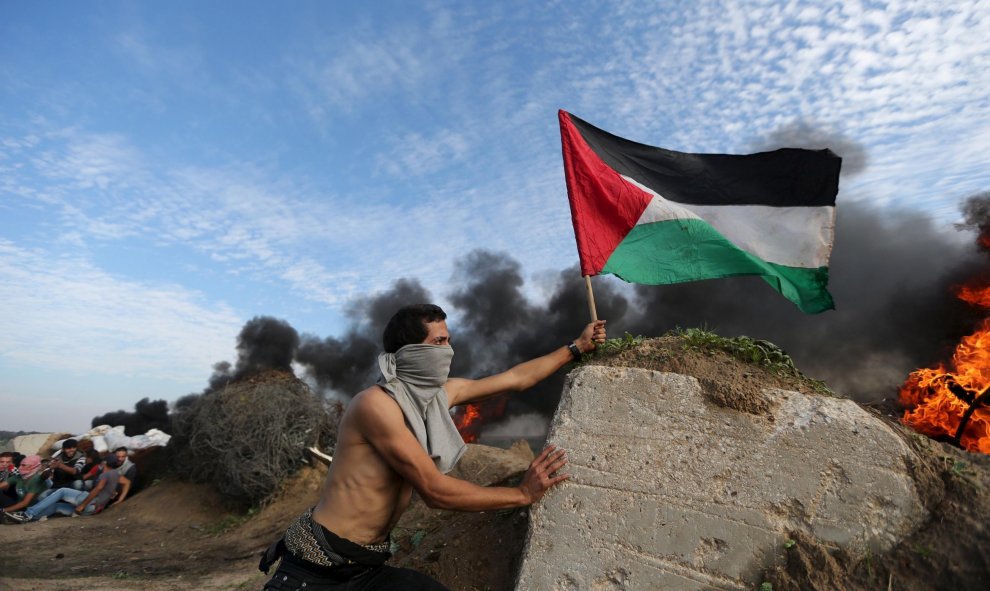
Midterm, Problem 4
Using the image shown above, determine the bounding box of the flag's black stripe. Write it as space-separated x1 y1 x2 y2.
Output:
568 113 841 208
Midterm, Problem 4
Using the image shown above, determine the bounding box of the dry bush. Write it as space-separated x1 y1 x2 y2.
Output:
171 369 341 507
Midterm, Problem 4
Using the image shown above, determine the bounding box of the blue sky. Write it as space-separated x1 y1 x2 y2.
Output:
2 1 989 433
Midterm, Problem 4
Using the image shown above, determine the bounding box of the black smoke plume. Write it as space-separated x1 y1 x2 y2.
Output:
199 315 303 390
444 251 629 416
295 279 431 396
290 256 628 420
748 119 868 177
959 191 990 236
206 361 234 391
953 191 990 292
91 397 171 435
294 331 378 397
233 316 299 378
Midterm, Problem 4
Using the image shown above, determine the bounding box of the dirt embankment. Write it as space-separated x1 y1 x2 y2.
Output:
0 466 321 591
0 443 533 591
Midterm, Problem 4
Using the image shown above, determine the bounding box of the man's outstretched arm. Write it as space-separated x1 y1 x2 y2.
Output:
358 388 568 511
446 320 606 407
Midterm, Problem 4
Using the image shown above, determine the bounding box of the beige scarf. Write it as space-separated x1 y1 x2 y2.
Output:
377 344 466 473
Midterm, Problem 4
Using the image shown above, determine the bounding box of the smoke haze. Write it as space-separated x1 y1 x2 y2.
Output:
959 191 990 235
747 119 869 177
163 197 988 441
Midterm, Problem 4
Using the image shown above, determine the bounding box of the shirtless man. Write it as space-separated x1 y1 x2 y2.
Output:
261 304 606 590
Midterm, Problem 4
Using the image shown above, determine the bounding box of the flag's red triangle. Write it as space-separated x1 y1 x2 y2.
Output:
559 110 653 276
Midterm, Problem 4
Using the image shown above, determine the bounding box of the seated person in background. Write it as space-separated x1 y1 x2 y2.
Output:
113 447 137 483
0 455 48 517
107 453 134 506
49 439 87 491
0 452 15 479
0 452 21 508
4 456 131 523
76 449 104 492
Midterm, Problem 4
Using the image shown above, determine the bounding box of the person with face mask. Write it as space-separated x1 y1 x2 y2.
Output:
261 304 606 590
0 455 48 519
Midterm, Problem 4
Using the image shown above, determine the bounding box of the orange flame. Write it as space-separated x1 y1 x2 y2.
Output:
454 397 508 443
455 404 483 443
900 281 990 453
958 282 990 307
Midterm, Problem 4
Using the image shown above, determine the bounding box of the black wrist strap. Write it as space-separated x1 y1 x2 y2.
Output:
567 342 582 359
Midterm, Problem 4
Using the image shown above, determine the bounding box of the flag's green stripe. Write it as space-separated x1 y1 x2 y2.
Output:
602 218 834 313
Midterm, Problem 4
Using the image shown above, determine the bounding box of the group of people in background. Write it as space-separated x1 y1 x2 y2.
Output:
0 438 136 523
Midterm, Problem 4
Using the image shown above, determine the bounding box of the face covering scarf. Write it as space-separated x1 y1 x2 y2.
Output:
377 344 466 473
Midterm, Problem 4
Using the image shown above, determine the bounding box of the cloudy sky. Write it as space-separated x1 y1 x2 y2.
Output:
2 1 989 433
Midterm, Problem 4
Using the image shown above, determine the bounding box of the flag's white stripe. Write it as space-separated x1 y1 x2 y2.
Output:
623 175 834 269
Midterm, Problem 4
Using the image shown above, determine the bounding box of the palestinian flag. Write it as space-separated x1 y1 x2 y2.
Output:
559 110 841 314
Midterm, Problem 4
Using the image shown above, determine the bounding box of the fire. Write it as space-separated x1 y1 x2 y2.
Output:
958 282 990 307
455 404 482 443
454 397 508 443
900 282 990 453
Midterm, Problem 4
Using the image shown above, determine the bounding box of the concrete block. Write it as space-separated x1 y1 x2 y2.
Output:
516 366 926 590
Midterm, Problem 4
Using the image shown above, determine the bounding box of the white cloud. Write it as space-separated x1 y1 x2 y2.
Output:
114 29 209 90
31 131 143 191
0 239 240 381
378 129 471 177
283 20 451 121
2 126 377 305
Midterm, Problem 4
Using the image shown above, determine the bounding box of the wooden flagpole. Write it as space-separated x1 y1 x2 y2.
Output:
584 275 598 322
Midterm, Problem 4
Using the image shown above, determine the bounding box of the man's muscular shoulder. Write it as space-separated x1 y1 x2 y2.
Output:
350 384 395 413
348 385 405 435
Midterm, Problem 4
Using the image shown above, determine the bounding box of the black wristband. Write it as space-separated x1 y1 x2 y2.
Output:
567 342 582 359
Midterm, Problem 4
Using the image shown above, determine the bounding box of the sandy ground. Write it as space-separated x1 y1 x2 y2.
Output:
0 444 532 591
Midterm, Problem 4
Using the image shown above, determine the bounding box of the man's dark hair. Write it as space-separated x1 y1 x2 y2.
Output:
114 446 128 453
62 439 78 449
383 304 447 353
0 451 13 459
